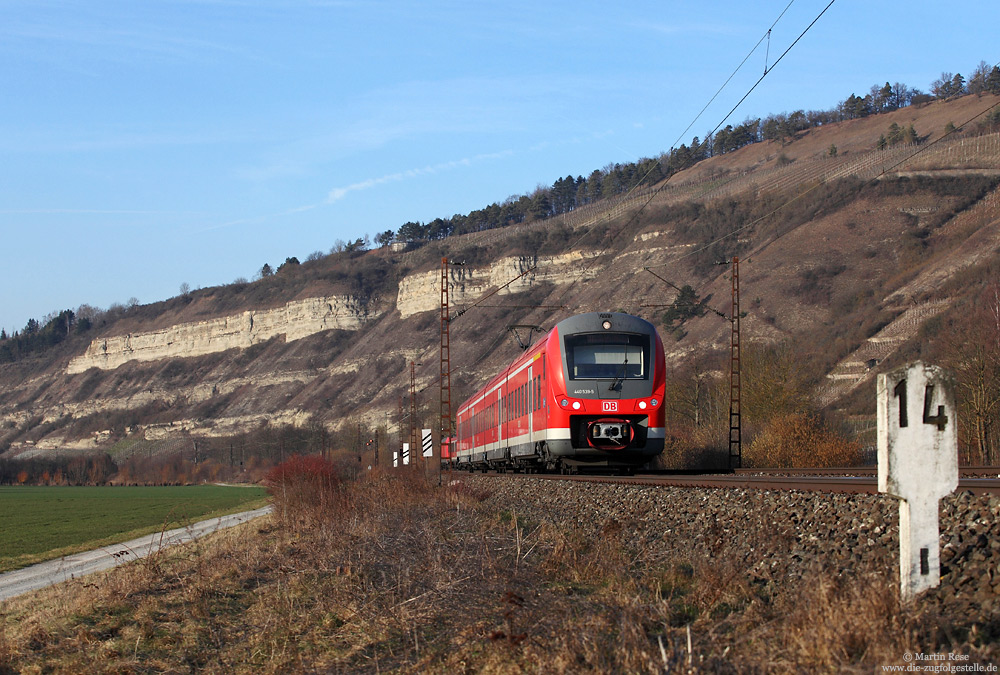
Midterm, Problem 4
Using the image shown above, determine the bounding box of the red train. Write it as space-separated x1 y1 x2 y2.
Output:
450 312 666 473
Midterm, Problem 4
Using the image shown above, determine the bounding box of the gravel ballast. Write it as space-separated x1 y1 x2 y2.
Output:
463 475 1000 631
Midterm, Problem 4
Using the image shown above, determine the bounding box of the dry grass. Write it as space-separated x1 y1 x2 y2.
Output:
744 412 865 468
0 472 993 673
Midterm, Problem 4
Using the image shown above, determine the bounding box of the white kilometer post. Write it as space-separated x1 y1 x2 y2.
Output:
877 361 958 603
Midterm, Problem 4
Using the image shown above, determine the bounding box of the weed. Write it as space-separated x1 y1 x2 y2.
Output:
1 473 994 672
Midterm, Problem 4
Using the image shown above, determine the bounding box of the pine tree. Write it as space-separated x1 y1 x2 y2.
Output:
988 66 1000 95
886 122 904 145
951 73 966 96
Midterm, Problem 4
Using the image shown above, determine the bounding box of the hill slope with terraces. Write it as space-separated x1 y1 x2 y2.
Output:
2 93 999 461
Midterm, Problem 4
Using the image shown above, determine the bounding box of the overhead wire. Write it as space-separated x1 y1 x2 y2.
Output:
548 0 838 303
706 0 836 143
668 0 797 153
440 0 818 329
645 74 1000 271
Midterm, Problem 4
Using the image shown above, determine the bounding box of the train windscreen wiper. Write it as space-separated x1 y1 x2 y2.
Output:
609 354 629 392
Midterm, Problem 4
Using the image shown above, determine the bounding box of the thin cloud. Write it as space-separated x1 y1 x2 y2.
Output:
0 208 202 216
198 202 321 233
1 12 270 69
326 150 512 204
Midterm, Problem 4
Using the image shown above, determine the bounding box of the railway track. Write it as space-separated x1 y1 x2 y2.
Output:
463 467 1000 496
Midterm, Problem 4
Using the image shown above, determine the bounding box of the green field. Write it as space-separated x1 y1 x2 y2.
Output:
0 485 270 573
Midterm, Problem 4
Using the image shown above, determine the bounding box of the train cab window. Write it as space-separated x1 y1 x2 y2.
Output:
565 333 650 380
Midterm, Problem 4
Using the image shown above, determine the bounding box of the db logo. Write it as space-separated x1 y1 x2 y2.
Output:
602 401 618 412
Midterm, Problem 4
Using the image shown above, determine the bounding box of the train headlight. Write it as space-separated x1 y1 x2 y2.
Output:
638 401 647 410
602 320 612 330
572 401 582 410
560 398 569 408
651 398 658 407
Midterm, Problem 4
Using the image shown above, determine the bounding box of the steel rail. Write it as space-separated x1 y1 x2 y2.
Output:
732 466 1000 478
485 471 1000 496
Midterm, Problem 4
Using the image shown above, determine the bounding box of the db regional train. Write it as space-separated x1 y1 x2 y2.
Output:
448 312 666 473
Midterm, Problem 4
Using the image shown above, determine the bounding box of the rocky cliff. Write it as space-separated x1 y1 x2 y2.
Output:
394 252 599 318
67 295 379 374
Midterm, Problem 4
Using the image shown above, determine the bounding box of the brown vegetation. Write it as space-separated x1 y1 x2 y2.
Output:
2 472 994 672
744 412 864 468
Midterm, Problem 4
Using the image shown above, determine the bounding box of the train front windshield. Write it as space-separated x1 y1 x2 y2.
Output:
564 333 650 380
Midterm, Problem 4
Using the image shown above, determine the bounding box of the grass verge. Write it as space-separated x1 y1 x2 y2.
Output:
0 485 268 573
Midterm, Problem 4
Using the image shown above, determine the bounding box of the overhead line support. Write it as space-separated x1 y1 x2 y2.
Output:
728 256 742 469
410 362 418 471
440 258 456 471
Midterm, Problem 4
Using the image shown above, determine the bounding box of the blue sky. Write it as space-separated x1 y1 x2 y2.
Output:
0 0 996 334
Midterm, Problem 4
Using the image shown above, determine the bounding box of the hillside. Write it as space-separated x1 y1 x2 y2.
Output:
2 94 999 469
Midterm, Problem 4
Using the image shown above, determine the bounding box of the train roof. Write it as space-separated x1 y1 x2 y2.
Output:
552 311 657 335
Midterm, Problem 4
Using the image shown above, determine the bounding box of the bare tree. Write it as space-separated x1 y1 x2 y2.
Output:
968 60 992 95
942 287 1000 464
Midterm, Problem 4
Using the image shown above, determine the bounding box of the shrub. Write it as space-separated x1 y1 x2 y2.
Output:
745 413 863 468
264 454 345 526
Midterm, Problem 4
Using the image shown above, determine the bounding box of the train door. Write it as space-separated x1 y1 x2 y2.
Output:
496 387 503 457
527 365 533 441
502 373 509 454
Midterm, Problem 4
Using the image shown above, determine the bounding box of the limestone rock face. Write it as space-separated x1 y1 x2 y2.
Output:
395 252 598 318
67 295 378 374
